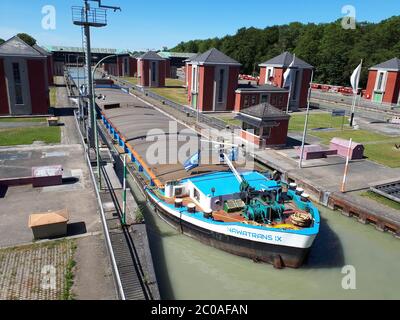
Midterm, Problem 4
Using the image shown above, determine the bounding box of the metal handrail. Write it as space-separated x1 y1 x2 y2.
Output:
73 110 126 300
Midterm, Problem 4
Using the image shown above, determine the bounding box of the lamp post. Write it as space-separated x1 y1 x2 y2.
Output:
91 54 117 188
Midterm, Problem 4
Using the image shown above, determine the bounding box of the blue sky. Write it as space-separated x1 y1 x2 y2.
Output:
0 0 399 50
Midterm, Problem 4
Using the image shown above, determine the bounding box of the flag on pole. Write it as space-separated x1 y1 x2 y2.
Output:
283 54 296 88
184 150 200 171
350 61 363 94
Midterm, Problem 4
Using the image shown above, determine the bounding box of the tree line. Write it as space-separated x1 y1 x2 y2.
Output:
171 16 400 87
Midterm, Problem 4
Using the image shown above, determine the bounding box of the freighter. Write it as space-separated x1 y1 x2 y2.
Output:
96 85 320 269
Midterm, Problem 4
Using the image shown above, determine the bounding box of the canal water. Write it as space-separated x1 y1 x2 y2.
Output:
129 181 400 300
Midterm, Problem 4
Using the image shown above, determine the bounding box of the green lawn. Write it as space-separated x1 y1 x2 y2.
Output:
215 115 241 127
121 77 138 85
0 117 47 123
0 126 61 146
361 191 400 211
288 112 400 167
165 78 185 87
289 112 349 132
50 87 57 107
363 143 400 168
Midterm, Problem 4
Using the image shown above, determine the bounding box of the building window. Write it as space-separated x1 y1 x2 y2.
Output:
262 127 271 138
291 70 299 101
124 58 129 75
261 94 269 103
243 122 260 136
244 95 249 107
218 69 225 103
251 95 256 105
278 94 284 105
192 66 197 92
376 72 386 91
12 63 23 105
271 96 277 105
151 61 157 82
266 67 274 84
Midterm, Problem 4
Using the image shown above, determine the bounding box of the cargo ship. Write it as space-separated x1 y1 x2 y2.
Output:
145 167 320 269
97 87 320 269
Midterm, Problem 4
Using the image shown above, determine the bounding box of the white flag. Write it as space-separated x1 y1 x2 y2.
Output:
283 54 296 88
350 61 362 94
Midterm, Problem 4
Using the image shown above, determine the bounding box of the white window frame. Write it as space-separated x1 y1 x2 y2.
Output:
265 67 274 84
191 65 198 93
374 70 387 92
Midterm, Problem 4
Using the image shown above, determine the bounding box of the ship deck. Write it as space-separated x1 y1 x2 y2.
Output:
96 87 241 184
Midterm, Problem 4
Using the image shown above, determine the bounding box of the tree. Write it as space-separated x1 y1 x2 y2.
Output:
17 33 36 46
170 16 400 85
0 38 4 45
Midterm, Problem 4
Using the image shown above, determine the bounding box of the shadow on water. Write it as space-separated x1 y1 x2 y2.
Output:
304 216 345 269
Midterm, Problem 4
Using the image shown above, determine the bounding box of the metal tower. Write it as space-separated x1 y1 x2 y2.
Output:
72 0 121 149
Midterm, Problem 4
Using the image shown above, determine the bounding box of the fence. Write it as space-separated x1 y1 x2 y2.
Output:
311 90 400 113
113 77 240 131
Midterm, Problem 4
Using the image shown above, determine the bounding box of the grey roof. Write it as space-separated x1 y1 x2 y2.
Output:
33 44 51 56
185 53 201 63
236 83 288 93
239 103 290 120
0 36 44 58
370 58 400 71
138 51 165 61
259 52 313 69
45 45 118 54
191 48 241 66
158 51 197 59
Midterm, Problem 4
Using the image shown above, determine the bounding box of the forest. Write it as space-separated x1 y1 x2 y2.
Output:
171 16 400 87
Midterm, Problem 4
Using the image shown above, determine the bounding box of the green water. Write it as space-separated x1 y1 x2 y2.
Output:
130 179 400 300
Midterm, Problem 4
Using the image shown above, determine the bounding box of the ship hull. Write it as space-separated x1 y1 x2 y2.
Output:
146 191 314 269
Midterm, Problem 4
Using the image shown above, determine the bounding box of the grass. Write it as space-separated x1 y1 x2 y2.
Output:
310 129 395 145
0 117 47 123
215 115 242 127
288 112 400 168
50 87 57 107
165 78 185 87
289 112 349 132
363 143 400 168
361 191 400 211
122 77 138 85
62 241 77 300
0 126 61 146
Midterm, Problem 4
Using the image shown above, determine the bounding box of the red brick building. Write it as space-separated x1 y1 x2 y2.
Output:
0 36 50 115
236 103 290 147
259 52 313 110
118 53 139 77
365 58 400 104
234 83 289 112
137 51 166 87
33 44 54 86
187 48 241 112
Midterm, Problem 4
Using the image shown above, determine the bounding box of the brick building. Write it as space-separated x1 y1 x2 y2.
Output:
365 58 400 104
234 83 289 112
0 36 50 115
259 52 313 110
187 48 241 112
137 51 166 87
236 102 290 147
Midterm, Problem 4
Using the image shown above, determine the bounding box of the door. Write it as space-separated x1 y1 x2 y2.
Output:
150 61 158 87
373 92 383 103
